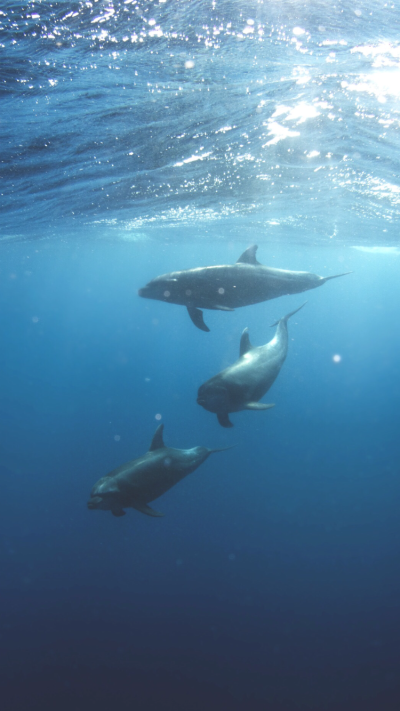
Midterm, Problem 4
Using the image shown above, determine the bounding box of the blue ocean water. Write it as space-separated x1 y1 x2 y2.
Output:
1 1 400 709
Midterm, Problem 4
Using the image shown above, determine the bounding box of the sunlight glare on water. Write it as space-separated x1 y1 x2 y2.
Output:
1 0 400 247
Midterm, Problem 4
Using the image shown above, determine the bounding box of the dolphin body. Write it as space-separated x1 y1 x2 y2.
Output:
197 303 305 427
87 424 229 517
138 245 350 332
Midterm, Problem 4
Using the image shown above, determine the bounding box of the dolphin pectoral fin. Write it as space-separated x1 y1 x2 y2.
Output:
217 412 234 428
244 402 275 410
187 306 210 332
239 328 252 356
149 424 165 451
112 507 126 517
133 502 164 517
236 245 261 266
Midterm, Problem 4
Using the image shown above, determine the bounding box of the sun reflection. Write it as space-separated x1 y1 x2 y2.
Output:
344 71 400 100
348 43 400 100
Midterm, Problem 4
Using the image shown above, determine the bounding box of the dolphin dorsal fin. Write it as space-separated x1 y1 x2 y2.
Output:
239 328 252 356
149 424 165 451
236 245 260 266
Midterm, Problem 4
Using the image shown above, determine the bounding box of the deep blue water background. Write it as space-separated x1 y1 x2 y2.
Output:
1 241 400 710
2 0 400 709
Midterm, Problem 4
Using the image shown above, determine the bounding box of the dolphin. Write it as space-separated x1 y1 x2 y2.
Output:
197 303 306 427
138 245 350 331
87 424 230 517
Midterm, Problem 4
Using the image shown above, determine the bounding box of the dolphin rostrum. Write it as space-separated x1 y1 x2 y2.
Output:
138 245 350 331
87 424 230 517
197 303 306 427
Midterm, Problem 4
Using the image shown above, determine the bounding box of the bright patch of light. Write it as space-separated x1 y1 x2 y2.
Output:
91 7 115 23
352 42 400 62
236 153 255 162
289 103 320 123
271 105 290 119
174 152 212 167
352 43 400 77
293 27 305 36
344 71 400 99
215 126 234 134
296 75 310 85
332 354 342 363
271 102 320 124
262 122 300 146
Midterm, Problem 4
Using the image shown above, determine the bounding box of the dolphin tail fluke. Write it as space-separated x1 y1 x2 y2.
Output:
187 306 210 332
322 271 353 283
217 412 234 428
270 302 307 328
